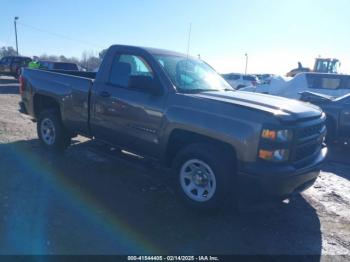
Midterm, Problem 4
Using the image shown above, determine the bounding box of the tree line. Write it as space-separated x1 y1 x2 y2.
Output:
0 46 107 71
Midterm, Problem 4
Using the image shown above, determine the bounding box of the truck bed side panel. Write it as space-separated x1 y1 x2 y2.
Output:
22 69 93 136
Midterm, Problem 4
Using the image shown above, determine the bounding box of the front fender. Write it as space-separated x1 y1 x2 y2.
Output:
159 105 262 162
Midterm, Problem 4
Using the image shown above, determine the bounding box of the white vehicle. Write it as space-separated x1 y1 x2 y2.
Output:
243 73 350 99
222 73 259 89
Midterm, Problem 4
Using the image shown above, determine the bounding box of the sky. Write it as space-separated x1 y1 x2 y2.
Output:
1 0 350 75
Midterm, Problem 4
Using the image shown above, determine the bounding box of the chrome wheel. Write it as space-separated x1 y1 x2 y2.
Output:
180 159 217 202
40 118 56 145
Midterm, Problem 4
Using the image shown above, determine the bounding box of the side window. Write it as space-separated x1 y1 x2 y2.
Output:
230 74 240 80
307 75 341 90
1 58 10 65
12 57 20 64
321 78 341 89
109 54 154 90
40 62 49 69
243 75 256 81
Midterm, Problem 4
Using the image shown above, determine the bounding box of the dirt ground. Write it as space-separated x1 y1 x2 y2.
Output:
0 76 349 258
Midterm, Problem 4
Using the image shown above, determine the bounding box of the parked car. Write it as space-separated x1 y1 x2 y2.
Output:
39 61 79 71
0 56 32 79
250 72 350 99
222 73 259 89
300 91 350 145
256 74 275 85
19 45 327 210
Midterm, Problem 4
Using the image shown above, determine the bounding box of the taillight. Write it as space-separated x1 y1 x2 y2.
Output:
19 76 25 95
252 81 257 86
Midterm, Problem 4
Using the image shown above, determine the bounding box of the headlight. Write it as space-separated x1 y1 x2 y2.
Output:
261 129 292 142
259 149 290 162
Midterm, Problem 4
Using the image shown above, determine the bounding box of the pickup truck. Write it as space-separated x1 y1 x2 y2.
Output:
19 45 327 210
39 60 79 71
0 56 32 79
300 91 350 145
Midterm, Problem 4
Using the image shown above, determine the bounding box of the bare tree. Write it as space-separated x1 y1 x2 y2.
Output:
99 49 108 60
80 51 101 71
0 46 18 58
38 54 59 61
17 48 104 71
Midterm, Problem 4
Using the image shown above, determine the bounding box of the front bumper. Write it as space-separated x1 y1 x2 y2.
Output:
237 147 327 198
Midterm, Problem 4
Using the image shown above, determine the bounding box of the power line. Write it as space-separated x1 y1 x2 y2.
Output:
17 22 104 49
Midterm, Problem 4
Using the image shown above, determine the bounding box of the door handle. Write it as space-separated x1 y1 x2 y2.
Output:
99 91 111 97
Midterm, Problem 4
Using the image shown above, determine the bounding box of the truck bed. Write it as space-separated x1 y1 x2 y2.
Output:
21 68 94 136
41 69 97 79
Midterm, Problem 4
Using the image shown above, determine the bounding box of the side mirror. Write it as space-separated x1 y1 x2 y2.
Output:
128 76 162 96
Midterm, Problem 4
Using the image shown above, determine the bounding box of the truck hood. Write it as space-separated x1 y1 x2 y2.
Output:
189 90 322 122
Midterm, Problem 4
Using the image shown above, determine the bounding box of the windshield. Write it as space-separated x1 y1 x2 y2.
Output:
154 55 233 93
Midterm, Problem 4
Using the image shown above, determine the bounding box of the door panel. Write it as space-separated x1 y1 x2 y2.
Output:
0 58 11 73
91 53 165 157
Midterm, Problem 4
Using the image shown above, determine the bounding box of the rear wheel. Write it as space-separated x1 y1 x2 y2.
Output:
37 110 71 152
172 143 236 210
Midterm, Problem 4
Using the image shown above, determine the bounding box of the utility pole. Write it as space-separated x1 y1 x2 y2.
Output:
14 17 19 55
244 53 248 75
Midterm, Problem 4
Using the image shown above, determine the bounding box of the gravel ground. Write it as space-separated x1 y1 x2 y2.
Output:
0 76 349 258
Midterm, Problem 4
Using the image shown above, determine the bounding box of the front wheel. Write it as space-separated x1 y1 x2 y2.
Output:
172 143 236 210
37 110 71 152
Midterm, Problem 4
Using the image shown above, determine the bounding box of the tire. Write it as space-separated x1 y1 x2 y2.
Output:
37 109 71 152
172 143 236 211
14 69 20 79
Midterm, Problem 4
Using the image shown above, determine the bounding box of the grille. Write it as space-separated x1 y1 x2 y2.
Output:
293 120 325 163
294 143 321 162
297 123 324 140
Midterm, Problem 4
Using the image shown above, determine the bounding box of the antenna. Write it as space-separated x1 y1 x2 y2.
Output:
183 23 192 89
186 23 192 59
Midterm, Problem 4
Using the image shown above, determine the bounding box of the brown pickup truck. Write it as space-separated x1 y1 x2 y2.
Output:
19 45 327 210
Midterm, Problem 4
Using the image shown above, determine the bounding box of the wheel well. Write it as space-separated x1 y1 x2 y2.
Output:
33 94 61 119
165 129 237 167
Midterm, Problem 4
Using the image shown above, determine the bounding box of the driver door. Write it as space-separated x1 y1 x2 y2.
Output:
92 52 165 157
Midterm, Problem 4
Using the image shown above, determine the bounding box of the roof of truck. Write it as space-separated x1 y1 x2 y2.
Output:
2 56 31 59
109 44 189 57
